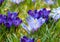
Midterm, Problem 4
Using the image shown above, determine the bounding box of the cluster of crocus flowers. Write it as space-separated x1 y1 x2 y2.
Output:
21 8 51 33
49 7 60 21
20 36 34 42
0 0 4 5
0 11 22 28
10 0 24 4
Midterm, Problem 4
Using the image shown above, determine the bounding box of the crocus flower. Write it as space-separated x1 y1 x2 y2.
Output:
0 0 4 5
21 16 45 33
0 11 22 28
20 36 34 42
28 8 51 21
44 0 56 5
4 18 13 28
38 8 51 21
21 8 50 33
0 14 12 28
28 10 41 19
7 11 18 20
0 14 7 24
13 17 22 27
7 11 22 27
10 0 24 4
49 7 60 21
38 8 50 18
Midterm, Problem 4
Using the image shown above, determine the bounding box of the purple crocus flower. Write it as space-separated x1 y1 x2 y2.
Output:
0 0 4 4
38 8 51 21
4 19 12 28
7 11 18 20
28 8 51 21
0 11 22 28
13 17 22 27
0 14 7 25
39 8 50 17
20 36 34 42
28 10 40 19
3 11 22 28
21 16 45 33
3 16 13 28
7 11 22 27
0 14 12 28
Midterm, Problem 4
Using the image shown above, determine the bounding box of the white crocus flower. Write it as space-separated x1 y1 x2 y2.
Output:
21 16 45 34
49 7 60 21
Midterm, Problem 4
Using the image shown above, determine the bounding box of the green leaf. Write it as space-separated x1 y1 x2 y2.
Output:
58 0 60 6
12 33 19 42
